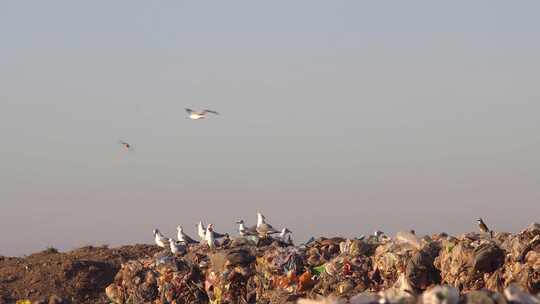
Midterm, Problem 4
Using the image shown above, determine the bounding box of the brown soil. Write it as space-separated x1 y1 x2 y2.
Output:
0 244 161 304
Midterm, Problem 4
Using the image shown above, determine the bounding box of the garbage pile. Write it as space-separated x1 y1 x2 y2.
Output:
105 222 540 304
297 284 540 304
6 216 540 303
106 251 208 304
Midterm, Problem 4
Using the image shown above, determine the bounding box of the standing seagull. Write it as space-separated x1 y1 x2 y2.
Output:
153 229 168 248
168 238 186 255
278 228 292 240
256 212 280 237
177 226 199 244
185 108 219 120
197 221 206 240
205 224 217 249
118 140 134 151
477 218 490 234
197 220 227 239
236 219 257 237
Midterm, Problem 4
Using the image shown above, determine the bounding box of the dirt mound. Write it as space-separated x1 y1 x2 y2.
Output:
0 244 160 304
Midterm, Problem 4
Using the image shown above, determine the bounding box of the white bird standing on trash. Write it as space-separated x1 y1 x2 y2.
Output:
168 238 185 255
278 228 292 240
205 224 216 249
153 229 168 248
177 225 199 244
197 221 206 240
236 219 256 237
185 108 219 120
256 211 279 237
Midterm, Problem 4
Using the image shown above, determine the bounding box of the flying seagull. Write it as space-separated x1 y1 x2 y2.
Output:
185 108 219 120
118 140 134 151
177 225 199 244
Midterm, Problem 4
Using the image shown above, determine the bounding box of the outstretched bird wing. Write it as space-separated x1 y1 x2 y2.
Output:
118 140 134 151
203 109 219 115
185 108 194 114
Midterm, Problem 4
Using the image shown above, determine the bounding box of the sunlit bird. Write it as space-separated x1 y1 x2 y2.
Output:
197 221 206 240
185 108 219 120
205 224 217 249
168 238 186 255
177 225 199 244
236 219 257 237
477 218 490 234
153 229 168 248
256 212 279 237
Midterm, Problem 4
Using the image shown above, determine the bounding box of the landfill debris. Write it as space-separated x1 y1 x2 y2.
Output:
5 223 540 303
421 285 459 304
504 284 540 304
102 226 540 303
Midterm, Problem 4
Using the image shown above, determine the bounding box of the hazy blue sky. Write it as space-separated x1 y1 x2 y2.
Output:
1 1 540 256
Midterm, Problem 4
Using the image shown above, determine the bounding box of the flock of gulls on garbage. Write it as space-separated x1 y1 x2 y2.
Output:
121 108 495 254
153 214 494 255
153 211 293 255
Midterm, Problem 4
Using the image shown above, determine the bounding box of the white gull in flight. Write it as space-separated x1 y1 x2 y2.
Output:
118 140 134 151
185 108 219 120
